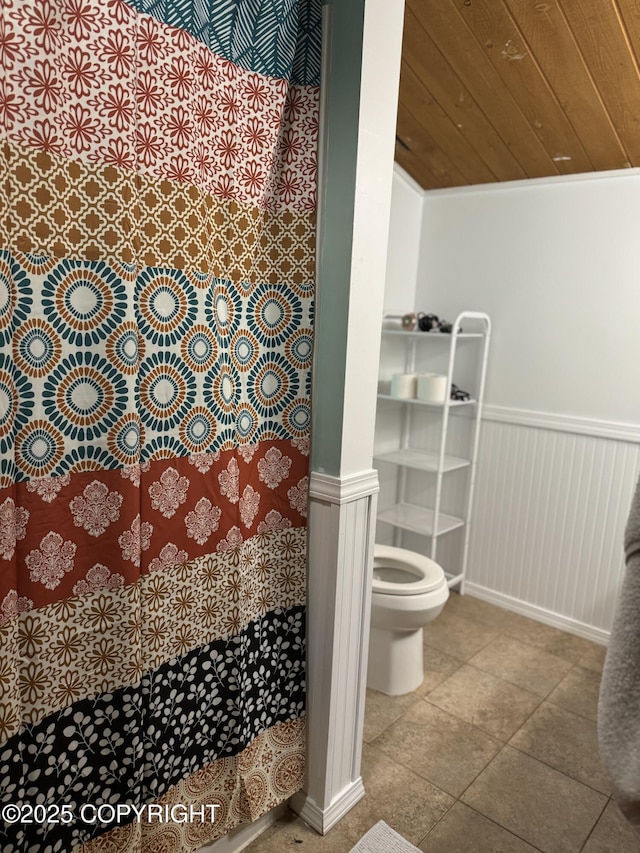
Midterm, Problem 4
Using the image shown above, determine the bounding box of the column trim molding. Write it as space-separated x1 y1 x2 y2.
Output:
290 778 366 836
309 469 380 504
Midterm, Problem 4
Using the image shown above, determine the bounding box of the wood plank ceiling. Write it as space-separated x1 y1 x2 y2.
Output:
396 0 640 189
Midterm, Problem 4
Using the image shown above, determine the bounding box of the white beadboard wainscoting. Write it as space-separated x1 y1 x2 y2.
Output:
291 470 378 834
467 407 640 643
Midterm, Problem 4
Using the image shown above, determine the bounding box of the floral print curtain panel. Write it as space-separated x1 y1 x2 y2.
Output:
0 0 320 850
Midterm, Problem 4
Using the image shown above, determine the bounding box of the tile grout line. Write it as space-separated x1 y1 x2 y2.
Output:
545 694 600 725
456 741 508 803
365 690 435 747
497 626 597 660
456 801 547 852
420 690 543 745
578 795 611 852
414 796 457 849
422 638 474 667
422 627 580 682
487 623 588 666
505 741 612 800
445 598 601 665
419 646 571 744
463 657 559 700
454 622 590 696
363 692 425 746
365 741 459 799
368 719 492 804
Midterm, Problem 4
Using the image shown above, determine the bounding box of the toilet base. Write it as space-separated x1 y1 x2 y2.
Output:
367 625 424 696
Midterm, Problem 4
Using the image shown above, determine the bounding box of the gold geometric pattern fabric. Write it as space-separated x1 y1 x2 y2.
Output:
1 142 315 286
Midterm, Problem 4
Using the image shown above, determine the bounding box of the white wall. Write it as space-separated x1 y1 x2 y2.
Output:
377 168 640 638
382 165 424 313
419 171 640 426
374 165 424 536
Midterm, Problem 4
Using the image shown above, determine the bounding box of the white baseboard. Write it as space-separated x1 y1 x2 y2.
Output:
290 778 366 834
201 804 287 853
464 582 610 646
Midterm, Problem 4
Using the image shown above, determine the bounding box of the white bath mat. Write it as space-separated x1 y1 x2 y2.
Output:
349 820 422 853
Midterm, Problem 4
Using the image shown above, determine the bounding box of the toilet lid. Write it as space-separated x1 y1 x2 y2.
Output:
373 545 446 595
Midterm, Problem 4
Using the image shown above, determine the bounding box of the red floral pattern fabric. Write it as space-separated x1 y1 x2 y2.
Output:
0 442 309 613
3 0 318 210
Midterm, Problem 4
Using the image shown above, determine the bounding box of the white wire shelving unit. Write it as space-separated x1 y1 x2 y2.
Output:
374 311 491 591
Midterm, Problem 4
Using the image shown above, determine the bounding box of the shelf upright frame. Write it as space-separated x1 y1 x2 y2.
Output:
393 334 417 548
456 311 491 592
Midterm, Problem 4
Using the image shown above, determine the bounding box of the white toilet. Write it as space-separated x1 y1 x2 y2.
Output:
367 544 449 696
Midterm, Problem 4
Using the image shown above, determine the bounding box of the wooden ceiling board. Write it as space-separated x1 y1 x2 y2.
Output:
396 102 470 187
397 0 640 189
394 142 446 190
450 0 594 174
557 0 640 163
399 61 497 185
410 0 561 177
503 0 630 171
402 8 528 182
618 0 640 61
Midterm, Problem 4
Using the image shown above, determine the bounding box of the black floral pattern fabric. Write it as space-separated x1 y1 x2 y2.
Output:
0 606 305 853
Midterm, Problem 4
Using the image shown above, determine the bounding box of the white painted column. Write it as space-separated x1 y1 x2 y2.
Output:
291 471 379 831
291 0 405 834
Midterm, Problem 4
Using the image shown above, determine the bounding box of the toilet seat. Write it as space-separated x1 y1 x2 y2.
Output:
373 544 446 595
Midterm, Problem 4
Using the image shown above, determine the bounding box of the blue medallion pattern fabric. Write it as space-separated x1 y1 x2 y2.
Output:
0 0 320 850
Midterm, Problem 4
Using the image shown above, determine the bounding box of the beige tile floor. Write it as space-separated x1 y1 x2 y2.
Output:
245 593 640 853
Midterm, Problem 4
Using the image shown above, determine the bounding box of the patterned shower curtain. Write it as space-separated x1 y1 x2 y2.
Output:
0 0 320 850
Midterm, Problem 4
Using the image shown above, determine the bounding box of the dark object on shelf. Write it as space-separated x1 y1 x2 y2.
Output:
417 313 462 334
451 384 470 401
417 313 440 332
